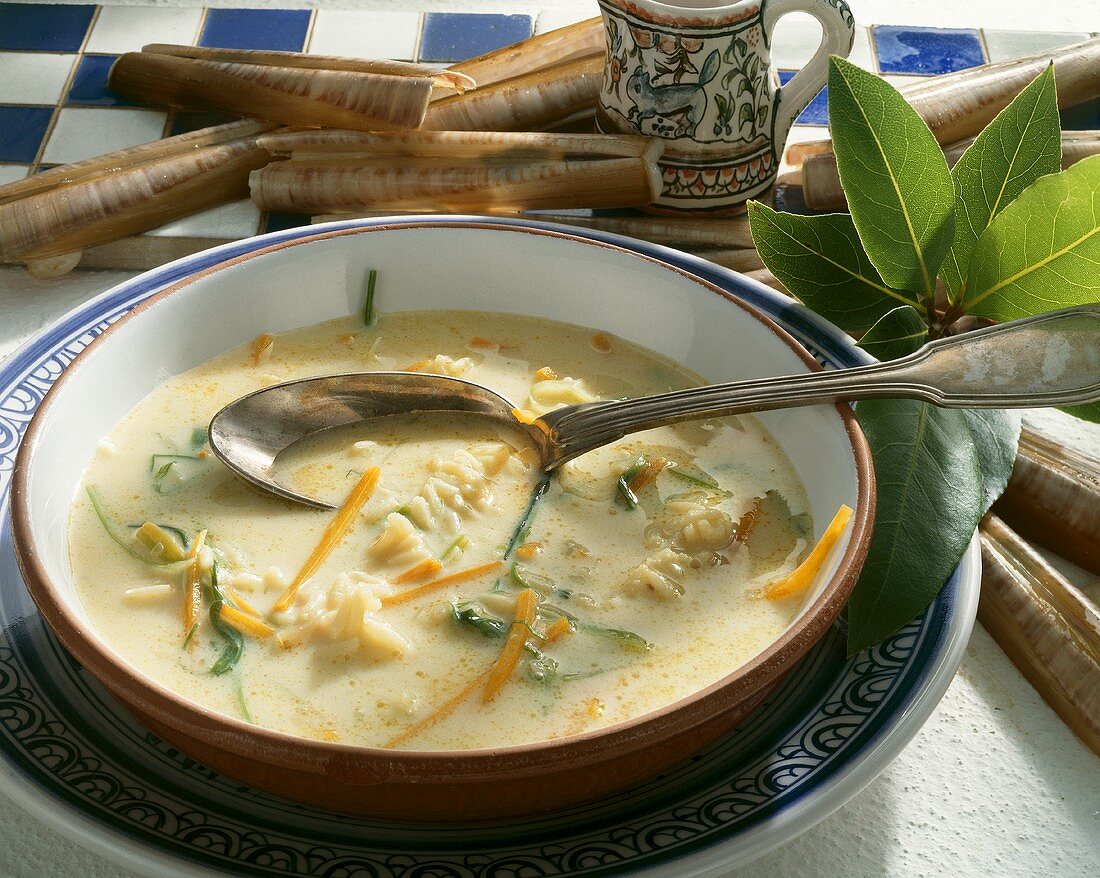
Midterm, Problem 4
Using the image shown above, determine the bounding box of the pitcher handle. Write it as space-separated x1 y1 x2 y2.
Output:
764 0 856 151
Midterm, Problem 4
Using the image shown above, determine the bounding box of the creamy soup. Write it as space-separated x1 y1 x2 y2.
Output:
69 310 830 750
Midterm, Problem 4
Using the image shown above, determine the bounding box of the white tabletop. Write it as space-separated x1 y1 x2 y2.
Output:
2 262 1099 877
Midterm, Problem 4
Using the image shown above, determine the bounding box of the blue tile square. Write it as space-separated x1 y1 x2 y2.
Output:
873 26 985 75
0 3 95 52
200 8 312 51
420 13 532 63
263 211 312 234
0 105 53 162
778 71 828 126
66 55 138 107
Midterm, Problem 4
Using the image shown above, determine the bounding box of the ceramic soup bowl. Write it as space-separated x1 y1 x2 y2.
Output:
11 219 874 820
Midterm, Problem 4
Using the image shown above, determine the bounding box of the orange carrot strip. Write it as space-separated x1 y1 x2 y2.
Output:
534 366 559 381
482 588 539 703
512 407 539 425
250 332 274 365
182 529 207 635
590 332 612 353
628 456 669 494
381 560 502 607
272 467 381 613
218 604 275 639
764 504 854 600
224 585 261 617
542 617 572 644
384 668 493 749
393 558 443 585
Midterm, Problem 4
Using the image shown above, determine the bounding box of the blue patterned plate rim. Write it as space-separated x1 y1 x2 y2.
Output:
0 215 980 878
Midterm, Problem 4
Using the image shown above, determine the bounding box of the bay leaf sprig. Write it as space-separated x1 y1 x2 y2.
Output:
748 57 1098 655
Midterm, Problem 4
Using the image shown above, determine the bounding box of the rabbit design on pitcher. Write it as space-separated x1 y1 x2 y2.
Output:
626 49 721 139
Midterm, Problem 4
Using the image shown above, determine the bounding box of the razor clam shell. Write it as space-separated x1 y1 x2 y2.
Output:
0 119 269 206
444 17 604 92
802 130 1100 210
256 129 659 161
515 213 755 248
142 43 475 92
679 247 764 272
423 56 602 132
786 37 1100 167
0 136 269 262
979 514 1100 757
109 53 431 130
249 155 659 213
994 426 1100 576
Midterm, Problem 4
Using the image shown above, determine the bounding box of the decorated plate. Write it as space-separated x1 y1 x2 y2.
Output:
0 216 979 877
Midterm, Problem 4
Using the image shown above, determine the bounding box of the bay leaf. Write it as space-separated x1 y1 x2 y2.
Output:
964 155 1100 320
847 398 983 655
941 66 1061 302
747 202 920 331
828 56 955 299
856 305 927 360
961 408 1022 515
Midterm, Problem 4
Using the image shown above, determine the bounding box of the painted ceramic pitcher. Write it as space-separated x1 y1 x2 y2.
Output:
596 0 855 213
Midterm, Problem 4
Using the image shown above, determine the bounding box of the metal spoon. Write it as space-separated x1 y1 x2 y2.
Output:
209 305 1100 509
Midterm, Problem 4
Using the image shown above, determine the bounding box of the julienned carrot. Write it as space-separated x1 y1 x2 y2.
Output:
542 616 572 644
272 467 381 613
628 456 669 495
482 588 539 703
392 558 443 585
224 585 261 617
764 504 853 600
218 603 275 639
384 668 492 748
182 529 208 635
381 560 503 607
250 332 274 365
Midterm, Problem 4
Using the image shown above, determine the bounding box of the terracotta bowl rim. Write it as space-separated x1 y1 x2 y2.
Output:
11 218 875 773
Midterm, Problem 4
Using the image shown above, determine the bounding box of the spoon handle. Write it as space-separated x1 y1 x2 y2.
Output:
541 306 1100 467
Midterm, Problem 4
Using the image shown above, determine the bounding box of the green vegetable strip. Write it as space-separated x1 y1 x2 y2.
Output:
190 427 208 451
86 486 192 572
441 534 469 563
504 473 552 559
615 456 648 510
235 675 253 723
206 560 244 676
667 463 721 490
363 268 378 325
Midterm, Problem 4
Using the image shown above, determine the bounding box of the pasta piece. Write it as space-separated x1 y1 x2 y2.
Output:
664 497 736 554
368 512 432 568
526 374 598 415
403 353 474 376
403 447 505 533
621 547 692 600
276 571 411 662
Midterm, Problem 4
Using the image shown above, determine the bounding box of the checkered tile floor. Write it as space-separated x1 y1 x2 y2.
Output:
0 3 1096 253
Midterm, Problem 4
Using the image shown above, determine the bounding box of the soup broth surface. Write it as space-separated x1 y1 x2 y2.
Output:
70 310 813 749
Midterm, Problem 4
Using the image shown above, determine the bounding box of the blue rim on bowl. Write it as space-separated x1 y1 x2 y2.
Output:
0 215 979 876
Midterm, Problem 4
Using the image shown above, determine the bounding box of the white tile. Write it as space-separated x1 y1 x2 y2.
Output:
144 199 262 239
84 7 204 54
982 29 1090 62
771 19 874 71
0 164 30 186
535 7 596 35
0 53 77 105
307 11 421 62
41 108 168 164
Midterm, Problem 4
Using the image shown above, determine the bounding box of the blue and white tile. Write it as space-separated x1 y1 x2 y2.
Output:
66 55 137 106
873 25 985 75
0 3 96 53
0 164 29 186
0 53 76 105
199 8 312 52
419 12 533 63
41 107 167 164
0 106 53 163
982 29 1091 62
307 11 422 62
84 6 204 54
144 200 262 239
777 71 829 126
